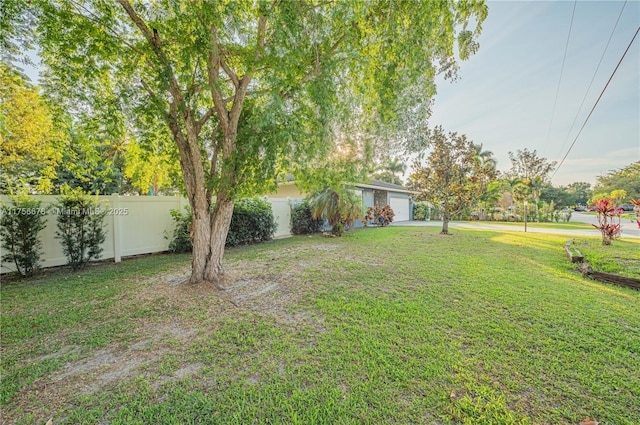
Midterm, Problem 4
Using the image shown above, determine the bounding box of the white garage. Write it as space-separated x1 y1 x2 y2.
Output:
389 197 411 221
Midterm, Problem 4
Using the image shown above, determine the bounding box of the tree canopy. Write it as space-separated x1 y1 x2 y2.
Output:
593 161 640 202
0 63 64 193
8 0 488 284
409 126 496 234
507 148 556 182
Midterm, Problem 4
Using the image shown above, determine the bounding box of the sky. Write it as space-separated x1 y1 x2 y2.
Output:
429 0 640 187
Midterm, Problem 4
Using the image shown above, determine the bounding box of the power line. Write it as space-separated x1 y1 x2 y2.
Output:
551 26 640 181
543 0 577 156
557 1 628 158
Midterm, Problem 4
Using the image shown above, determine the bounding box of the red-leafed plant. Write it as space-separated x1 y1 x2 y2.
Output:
592 198 621 245
631 199 640 229
364 205 395 227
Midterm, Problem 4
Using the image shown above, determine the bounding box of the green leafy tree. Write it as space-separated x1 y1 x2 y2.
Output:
566 181 592 206
592 161 640 201
0 64 64 193
409 126 496 234
507 149 556 221
17 0 487 285
124 134 181 196
609 189 627 207
507 149 557 182
473 143 497 168
52 127 125 195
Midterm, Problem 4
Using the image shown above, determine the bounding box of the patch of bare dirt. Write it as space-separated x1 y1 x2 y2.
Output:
5 243 330 424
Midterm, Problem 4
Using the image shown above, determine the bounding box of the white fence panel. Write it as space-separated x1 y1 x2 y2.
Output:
1 195 298 274
267 197 295 238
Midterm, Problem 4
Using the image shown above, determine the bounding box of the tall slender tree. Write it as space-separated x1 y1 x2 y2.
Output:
11 1 487 285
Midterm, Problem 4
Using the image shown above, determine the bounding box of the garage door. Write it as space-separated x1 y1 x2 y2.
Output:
389 197 410 221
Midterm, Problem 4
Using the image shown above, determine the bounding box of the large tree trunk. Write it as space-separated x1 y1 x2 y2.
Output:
188 196 234 286
204 196 234 285
441 214 450 235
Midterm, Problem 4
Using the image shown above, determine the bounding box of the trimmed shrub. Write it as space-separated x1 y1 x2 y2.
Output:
0 194 47 277
290 200 323 235
54 188 107 270
413 202 430 221
227 198 277 247
167 198 277 252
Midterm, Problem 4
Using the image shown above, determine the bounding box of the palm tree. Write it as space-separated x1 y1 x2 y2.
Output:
385 158 407 177
473 143 497 168
309 188 363 235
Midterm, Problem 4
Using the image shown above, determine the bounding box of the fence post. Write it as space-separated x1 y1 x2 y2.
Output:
112 194 122 263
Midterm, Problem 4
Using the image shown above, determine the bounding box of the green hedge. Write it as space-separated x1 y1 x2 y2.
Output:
413 202 430 221
290 200 323 235
168 198 277 253
227 198 277 247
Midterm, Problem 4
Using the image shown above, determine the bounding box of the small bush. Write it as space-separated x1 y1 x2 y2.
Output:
227 198 277 247
413 202 430 221
291 200 323 235
0 194 47 277
167 206 193 253
54 188 107 270
331 221 345 237
167 198 277 252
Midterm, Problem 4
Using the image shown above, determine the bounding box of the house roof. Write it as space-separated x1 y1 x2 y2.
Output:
354 179 416 194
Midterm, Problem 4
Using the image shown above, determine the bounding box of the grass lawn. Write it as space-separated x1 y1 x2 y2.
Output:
1 227 639 424
466 220 594 230
574 238 640 278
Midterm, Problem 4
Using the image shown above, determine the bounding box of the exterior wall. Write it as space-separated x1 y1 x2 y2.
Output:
267 183 304 199
0 195 298 274
361 189 374 208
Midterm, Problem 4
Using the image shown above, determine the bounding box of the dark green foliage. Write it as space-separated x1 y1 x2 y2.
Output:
331 221 344 237
167 206 192 254
54 188 107 270
413 202 430 221
168 198 277 252
290 201 323 235
0 194 47 277
226 198 277 247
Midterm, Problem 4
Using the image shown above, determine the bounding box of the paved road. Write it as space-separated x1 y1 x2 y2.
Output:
571 212 640 239
391 213 640 239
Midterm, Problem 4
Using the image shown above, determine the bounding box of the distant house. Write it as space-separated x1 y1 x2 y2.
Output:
268 178 415 222
353 179 415 222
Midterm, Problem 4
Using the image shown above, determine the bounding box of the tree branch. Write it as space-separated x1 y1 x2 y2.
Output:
219 55 239 89
207 24 230 132
140 79 169 120
281 30 348 99
195 107 216 134
67 0 156 71
117 0 182 98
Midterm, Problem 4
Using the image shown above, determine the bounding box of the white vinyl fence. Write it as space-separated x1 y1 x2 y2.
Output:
0 195 301 274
